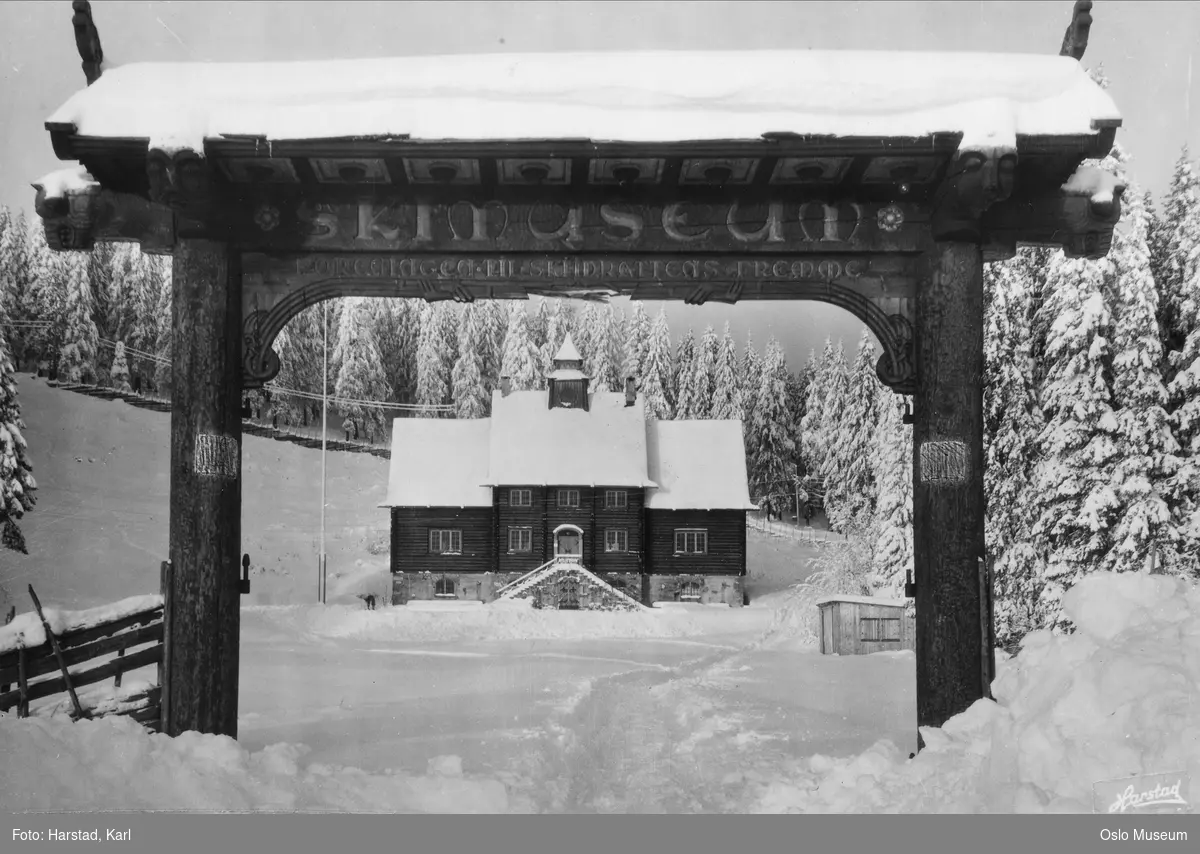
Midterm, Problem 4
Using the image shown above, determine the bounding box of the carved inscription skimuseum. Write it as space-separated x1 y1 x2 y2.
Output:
256 199 920 253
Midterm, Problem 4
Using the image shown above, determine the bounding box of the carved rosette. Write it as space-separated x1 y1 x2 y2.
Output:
242 310 281 389
875 313 916 395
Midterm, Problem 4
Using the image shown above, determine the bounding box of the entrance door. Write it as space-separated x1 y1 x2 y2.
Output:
558 576 580 610
556 528 582 557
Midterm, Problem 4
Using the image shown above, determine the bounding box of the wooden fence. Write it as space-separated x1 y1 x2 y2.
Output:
0 586 164 730
747 514 857 546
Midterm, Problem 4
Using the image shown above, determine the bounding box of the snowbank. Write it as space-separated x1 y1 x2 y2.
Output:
0 714 512 813
753 571 1200 813
0 594 162 654
250 596 766 643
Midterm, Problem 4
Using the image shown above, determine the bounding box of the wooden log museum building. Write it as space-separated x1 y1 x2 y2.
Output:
384 334 756 609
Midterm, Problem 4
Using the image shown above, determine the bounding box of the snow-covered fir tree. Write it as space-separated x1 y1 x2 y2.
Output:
625 301 651 385
640 307 673 420
58 253 99 384
709 323 744 421
785 363 812 479
274 303 331 425
1167 183 1200 569
1032 250 1122 631
500 302 541 391
478 300 509 397
108 341 132 393
601 305 627 391
870 389 913 598
671 329 697 418
451 303 489 419
798 338 835 484
1104 179 1182 573
740 332 764 462
748 338 795 516
415 302 455 416
333 298 391 440
0 212 34 369
86 242 116 343
26 226 67 372
691 325 719 420
0 332 36 553
152 266 172 395
984 249 1047 644
823 330 881 533
1150 147 1199 382
370 298 420 405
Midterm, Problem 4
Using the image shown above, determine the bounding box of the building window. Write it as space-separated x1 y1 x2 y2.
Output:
674 529 707 555
678 579 703 601
435 577 456 598
508 527 533 553
604 490 627 509
604 529 628 552
859 617 901 642
429 529 462 554
509 489 532 507
557 489 580 508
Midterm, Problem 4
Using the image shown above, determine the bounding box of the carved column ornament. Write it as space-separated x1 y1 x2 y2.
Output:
931 149 1018 243
148 148 221 239
71 0 104 85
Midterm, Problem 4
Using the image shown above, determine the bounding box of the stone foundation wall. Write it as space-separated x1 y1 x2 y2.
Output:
392 571 527 605
648 574 744 607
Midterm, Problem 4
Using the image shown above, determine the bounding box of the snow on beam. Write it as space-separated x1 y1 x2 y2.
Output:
44 50 1120 155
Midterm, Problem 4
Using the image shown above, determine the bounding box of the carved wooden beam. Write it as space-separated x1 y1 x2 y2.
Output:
930 149 1018 244
71 0 104 86
1059 0 1093 61
980 178 1125 261
32 181 176 254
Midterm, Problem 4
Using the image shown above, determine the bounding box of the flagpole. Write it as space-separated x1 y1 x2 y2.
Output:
320 300 328 604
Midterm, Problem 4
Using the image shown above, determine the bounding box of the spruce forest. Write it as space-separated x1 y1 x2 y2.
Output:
1 140 1198 648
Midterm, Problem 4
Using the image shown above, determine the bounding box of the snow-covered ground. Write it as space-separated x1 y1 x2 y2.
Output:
2 376 1196 813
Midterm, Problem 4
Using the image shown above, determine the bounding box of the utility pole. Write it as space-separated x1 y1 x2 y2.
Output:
320 300 328 604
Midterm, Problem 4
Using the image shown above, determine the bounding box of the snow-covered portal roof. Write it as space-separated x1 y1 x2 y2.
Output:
47 50 1118 152
484 390 655 488
645 421 757 511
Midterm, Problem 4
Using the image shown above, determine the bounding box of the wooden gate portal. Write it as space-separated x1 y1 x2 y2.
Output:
35 1 1121 742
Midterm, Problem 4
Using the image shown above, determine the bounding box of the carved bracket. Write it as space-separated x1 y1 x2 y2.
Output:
980 178 1125 261
242 310 281 389
32 181 175 254
874 313 916 396
931 148 1018 243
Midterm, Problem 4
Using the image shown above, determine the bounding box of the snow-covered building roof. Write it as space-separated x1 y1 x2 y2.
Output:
554 333 582 363
383 389 759 510
46 50 1119 152
815 594 909 609
484 390 655 488
381 418 492 508
645 421 757 511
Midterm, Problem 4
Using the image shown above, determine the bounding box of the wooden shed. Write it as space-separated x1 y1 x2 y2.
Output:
816 595 915 655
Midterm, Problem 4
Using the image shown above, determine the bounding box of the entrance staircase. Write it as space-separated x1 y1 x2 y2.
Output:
493 556 645 611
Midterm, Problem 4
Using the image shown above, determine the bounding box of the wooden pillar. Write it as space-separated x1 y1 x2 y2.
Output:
913 241 989 736
167 239 242 738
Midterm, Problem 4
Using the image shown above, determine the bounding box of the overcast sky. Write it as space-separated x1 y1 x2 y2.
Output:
1 0 1196 366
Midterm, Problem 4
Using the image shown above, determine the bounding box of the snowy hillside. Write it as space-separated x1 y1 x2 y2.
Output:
0 374 394 610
